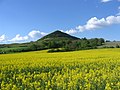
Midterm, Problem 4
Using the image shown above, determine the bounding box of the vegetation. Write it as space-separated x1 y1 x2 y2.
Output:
1 31 120 54
0 31 105 54
99 41 120 48
1 48 120 89
47 37 105 52
39 30 79 41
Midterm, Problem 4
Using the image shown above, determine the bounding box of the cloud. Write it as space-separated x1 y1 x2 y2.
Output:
101 0 112 3
65 29 78 34
117 6 120 15
8 30 47 43
118 6 120 10
78 16 120 30
0 35 6 42
9 34 29 42
101 0 120 3
66 15 120 34
1 15 120 43
7 15 120 43
28 30 47 38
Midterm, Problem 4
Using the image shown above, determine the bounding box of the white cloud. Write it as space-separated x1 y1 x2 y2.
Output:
117 6 120 15
77 17 107 31
28 30 47 38
8 30 47 43
65 29 78 34
0 35 6 42
78 15 120 30
66 15 120 34
9 34 29 42
1 15 120 43
101 0 112 3
101 0 120 3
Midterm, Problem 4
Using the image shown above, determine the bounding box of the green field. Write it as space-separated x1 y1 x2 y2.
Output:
1 49 120 90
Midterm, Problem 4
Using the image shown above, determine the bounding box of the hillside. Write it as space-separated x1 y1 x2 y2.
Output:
98 41 120 48
38 30 79 41
0 30 105 53
104 41 120 47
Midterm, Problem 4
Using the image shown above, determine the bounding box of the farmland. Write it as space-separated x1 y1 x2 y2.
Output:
1 48 120 90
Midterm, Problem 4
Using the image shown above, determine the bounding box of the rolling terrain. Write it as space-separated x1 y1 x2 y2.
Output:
101 41 120 48
0 30 105 54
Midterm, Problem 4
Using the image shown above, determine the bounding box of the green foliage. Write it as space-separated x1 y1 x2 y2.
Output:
28 43 38 51
63 38 104 51
116 44 120 48
0 47 30 54
0 30 105 54
40 30 79 41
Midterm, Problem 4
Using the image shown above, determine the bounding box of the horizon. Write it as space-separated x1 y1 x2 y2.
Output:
0 30 119 45
0 0 120 44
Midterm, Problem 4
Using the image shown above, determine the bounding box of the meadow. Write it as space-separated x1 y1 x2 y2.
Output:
1 48 120 90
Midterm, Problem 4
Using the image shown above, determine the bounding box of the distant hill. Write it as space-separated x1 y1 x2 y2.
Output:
38 30 79 41
98 41 120 48
0 30 106 54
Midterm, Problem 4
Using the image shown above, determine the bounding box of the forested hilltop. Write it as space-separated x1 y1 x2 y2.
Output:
0 30 106 54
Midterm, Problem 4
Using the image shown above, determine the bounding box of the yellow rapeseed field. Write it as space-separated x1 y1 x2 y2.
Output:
1 48 120 90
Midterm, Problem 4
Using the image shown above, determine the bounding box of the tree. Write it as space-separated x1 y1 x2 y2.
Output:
98 38 105 45
116 44 120 48
29 44 38 51
81 39 89 49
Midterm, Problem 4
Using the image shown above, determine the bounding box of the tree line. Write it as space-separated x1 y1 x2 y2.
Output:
47 38 105 52
0 38 106 54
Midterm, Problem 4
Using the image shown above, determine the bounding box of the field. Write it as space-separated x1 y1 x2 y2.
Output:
98 41 120 48
1 49 120 90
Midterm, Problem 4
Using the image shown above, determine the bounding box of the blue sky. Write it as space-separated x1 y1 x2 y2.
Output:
0 0 120 43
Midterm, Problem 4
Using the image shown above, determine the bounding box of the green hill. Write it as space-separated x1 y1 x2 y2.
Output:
0 30 105 53
38 30 79 41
